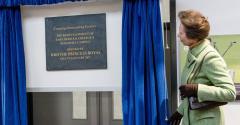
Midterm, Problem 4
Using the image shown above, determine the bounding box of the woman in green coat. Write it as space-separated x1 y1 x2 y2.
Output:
169 10 236 125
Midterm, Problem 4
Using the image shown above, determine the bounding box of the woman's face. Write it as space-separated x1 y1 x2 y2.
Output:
178 24 195 46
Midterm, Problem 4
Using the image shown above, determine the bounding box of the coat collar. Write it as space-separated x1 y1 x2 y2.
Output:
189 39 210 58
186 39 210 68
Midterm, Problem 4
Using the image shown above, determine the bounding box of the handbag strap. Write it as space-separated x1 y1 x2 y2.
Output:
187 49 214 84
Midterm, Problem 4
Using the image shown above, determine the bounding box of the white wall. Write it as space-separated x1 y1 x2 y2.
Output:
176 0 240 35
21 1 122 92
161 0 170 22
176 0 240 124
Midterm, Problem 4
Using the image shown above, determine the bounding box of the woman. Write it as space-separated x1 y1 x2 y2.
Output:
169 10 236 125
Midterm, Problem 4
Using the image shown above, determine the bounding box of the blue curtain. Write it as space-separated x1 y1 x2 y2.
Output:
122 0 169 125
0 0 87 7
0 0 87 125
0 7 28 125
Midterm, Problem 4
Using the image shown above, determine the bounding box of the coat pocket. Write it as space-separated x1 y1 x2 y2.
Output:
192 108 217 121
195 112 215 121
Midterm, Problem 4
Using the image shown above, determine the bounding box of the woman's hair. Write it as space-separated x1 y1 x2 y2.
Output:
178 10 210 41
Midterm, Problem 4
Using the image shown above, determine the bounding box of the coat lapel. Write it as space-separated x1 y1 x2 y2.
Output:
181 53 197 84
181 39 211 84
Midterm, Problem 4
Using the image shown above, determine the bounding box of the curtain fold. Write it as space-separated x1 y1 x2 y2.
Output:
0 0 86 7
122 0 169 125
0 0 89 125
0 7 28 125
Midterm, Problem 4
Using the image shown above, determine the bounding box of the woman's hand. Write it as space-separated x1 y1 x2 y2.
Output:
168 111 183 125
179 84 198 99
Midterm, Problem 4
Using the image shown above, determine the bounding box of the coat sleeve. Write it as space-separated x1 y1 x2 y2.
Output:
197 52 236 102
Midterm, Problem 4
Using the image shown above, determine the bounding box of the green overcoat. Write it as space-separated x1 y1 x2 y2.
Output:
177 39 236 125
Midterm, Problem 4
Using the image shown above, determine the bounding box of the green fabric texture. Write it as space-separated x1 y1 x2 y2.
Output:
177 39 236 125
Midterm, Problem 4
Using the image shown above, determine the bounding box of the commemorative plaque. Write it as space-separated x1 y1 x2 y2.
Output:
45 13 107 70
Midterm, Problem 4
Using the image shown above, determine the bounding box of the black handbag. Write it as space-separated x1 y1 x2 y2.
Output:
189 97 227 110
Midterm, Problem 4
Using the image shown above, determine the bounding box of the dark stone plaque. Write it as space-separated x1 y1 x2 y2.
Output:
45 13 107 70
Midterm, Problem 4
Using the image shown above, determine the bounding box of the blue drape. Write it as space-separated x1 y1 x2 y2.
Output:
0 0 87 7
0 7 27 125
122 0 169 125
0 0 86 125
